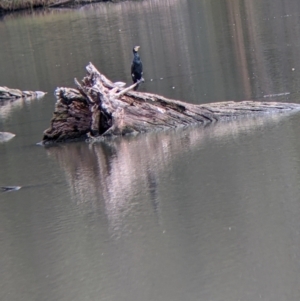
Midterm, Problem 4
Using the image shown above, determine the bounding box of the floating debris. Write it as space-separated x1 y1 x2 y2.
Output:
1 186 22 192
263 92 290 98
0 132 16 143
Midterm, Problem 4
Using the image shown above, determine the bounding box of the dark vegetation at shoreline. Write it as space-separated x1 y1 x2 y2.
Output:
0 0 120 13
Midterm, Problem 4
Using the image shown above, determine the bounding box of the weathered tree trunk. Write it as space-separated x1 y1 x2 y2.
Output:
0 86 46 100
0 0 121 13
42 63 300 144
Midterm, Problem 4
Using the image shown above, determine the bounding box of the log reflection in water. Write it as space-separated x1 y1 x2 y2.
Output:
46 113 291 234
0 99 23 119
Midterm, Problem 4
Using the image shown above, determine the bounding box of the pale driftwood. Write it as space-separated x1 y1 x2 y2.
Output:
0 132 15 143
0 86 46 100
48 0 74 8
42 62 300 144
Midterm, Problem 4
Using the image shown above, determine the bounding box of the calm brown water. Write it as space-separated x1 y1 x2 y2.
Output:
1 1 300 300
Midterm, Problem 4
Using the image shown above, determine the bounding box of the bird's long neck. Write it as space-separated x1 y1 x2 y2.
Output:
134 52 140 61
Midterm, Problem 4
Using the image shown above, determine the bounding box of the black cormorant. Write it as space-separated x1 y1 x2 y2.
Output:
131 46 143 90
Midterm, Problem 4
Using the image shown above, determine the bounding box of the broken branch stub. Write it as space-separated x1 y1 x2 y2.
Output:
41 63 300 144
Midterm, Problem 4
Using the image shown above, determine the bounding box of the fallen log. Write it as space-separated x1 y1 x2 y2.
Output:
0 0 120 13
42 63 300 144
0 86 46 100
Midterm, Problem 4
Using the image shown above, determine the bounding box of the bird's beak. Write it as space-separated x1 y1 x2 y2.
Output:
135 46 140 51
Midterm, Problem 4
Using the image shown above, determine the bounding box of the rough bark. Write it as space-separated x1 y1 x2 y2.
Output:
0 86 46 100
0 0 122 13
42 63 300 144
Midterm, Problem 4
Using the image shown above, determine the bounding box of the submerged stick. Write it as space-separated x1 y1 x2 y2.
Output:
41 62 300 144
